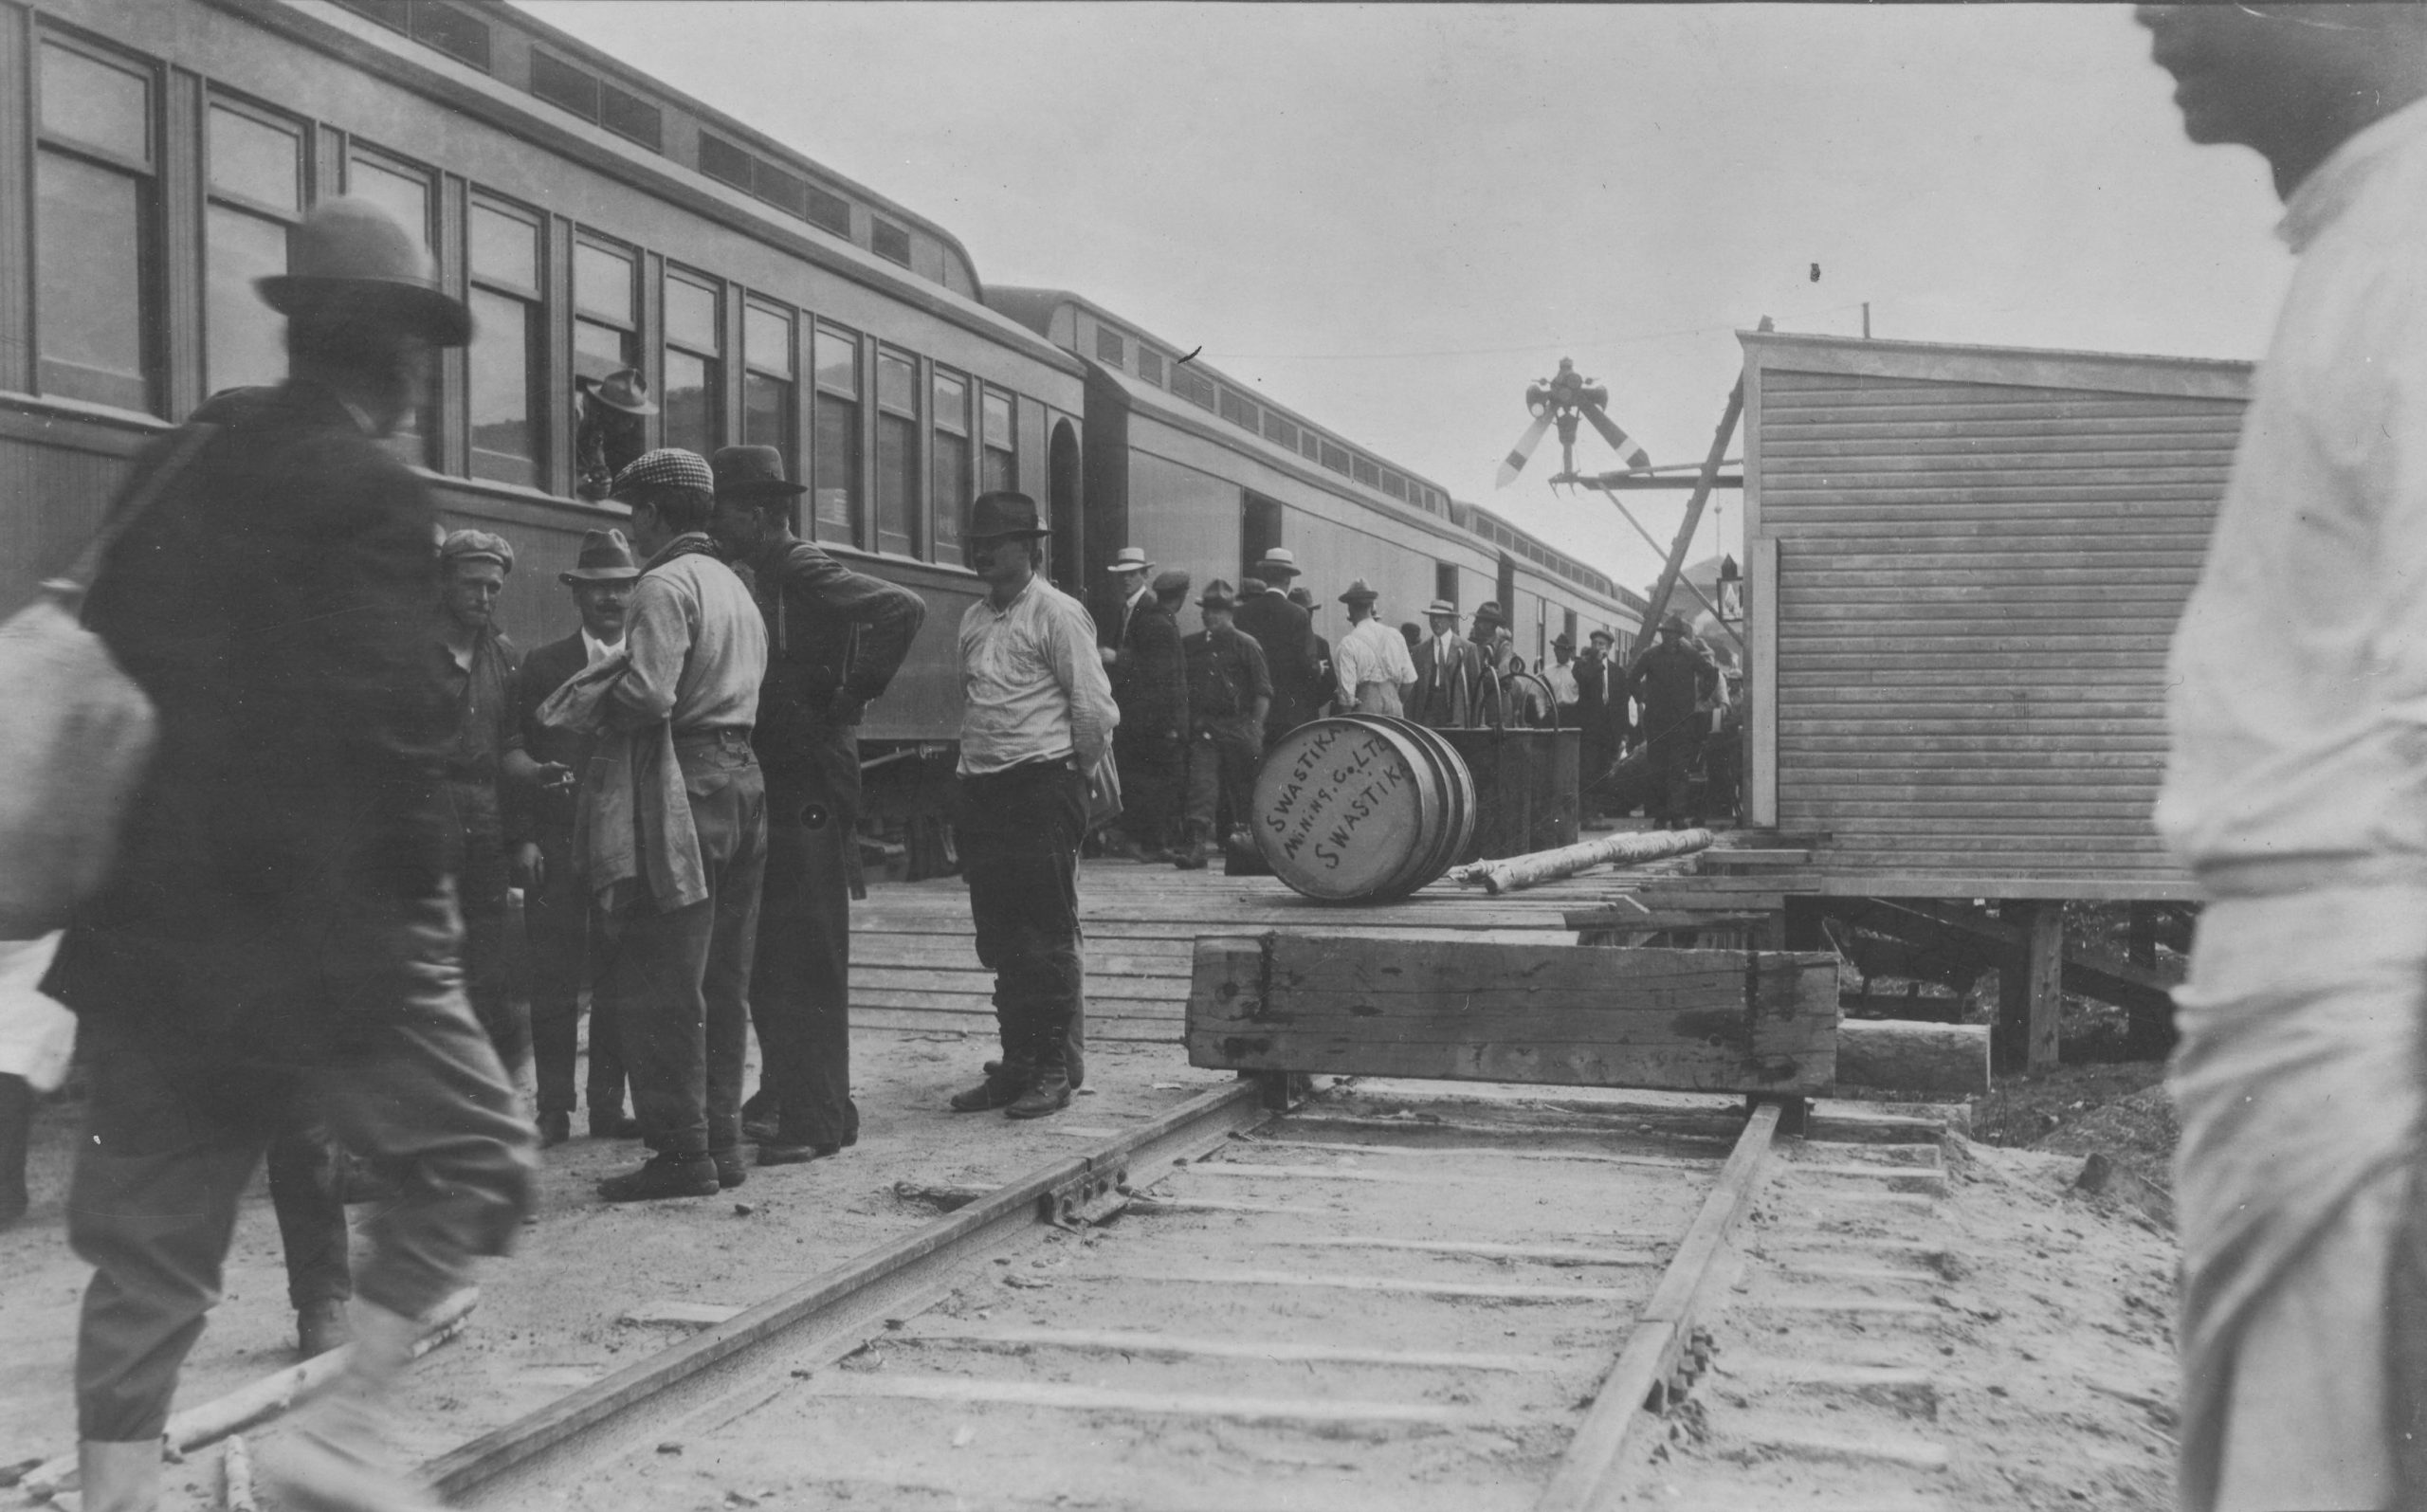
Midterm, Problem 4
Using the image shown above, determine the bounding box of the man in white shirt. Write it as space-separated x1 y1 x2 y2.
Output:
2140 8 2427 1508
952 492 1118 1120
1331 579 1415 716
1543 634 1580 723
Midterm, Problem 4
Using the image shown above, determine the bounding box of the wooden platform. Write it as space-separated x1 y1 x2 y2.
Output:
851 857 1638 1044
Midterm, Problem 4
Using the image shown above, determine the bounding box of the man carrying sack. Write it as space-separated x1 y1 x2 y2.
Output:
39 196 534 1512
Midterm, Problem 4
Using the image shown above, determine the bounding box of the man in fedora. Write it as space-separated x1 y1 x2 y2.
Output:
589 449 769 1201
434 529 526 1078
574 368 655 503
1628 613 1719 829
707 446 924 1166
1468 601 1513 727
1409 598 1484 729
1575 628 1626 805
43 195 534 1512
1175 580 1272 870
1099 549 1188 862
1286 585 1336 720
503 529 643 1148
1233 549 1323 745
1331 579 1414 717
950 492 1116 1120
1095 545 1155 660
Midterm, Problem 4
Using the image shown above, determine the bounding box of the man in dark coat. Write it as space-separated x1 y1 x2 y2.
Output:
1287 585 1336 720
1628 614 1721 829
435 528 526 1075
503 529 642 1147
1175 581 1272 869
1409 598 1485 729
1232 550 1323 744
1105 569 1191 860
1574 628 1624 805
709 446 924 1166
41 196 534 1512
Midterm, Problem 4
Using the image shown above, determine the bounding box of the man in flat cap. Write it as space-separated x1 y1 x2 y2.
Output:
1628 613 1719 829
708 445 924 1166
44 195 533 1512
435 528 527 1075
1331 580 1414 717
1100 556 1191 864
1233 549 1323 745
588 449 770 1201
503 529 643 1147
1175 580 1272 870
950 492 1117 1120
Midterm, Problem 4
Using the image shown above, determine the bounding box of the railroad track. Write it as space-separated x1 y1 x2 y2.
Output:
391 1077 1960 1512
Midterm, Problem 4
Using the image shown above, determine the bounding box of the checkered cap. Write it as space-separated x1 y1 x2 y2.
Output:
610 447 715 500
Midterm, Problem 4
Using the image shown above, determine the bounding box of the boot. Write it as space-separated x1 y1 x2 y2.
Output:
595 1153 719 1202
536 1111 571 1149
1171 828 1209 871
1005 1064 1072 1120
710 1148 748 1190
949 1059 1031 1112
297 1299 354 1359
0 1073 30 1230
76 1439 161 1512
260 1303 442 1512
740 1089 781 1145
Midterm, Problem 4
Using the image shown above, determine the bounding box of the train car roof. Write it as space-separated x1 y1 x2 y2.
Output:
223 0 1078 375
1455 500 1647 617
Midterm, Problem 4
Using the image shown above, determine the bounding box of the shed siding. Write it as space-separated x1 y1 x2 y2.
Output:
1754 357 2246 895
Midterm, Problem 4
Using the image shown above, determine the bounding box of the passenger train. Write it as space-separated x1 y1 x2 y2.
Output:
4 0 1646 858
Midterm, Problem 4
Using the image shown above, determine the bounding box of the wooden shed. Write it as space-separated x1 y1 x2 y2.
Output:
1739 331 2253 902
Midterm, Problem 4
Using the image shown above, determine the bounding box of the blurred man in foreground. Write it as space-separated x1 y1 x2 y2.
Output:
2139 6 2427 1507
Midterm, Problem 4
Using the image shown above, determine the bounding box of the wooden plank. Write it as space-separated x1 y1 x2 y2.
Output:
900 1325 1554 1374
1534 1102 1782 1512
1765 432 2237 460
1996 901 2065 1074
1057 1265 1624 1303
1185 934 1837 1094
802 1374 1487 1428
1763 413 2240 443
1837 1020 1990 1097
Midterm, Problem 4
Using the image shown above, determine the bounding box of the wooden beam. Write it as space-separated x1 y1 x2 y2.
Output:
1185 933 1838 1095
1836 1019 1990 1097
1634 376 1746 642
1996 901 2065 1073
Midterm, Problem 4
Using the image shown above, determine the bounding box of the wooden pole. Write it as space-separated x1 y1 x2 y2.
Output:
1447 827 1713 895
1634 376 1746 647
1588 482 1744 650
1994 902 2065 1074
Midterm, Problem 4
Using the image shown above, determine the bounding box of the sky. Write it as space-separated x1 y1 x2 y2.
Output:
520 2 2293 594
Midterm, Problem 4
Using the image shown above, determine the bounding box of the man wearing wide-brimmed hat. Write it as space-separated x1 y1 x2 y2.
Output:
1174 580 1272 870
434 528 528 1081
1409 597 1484 729
1575 628 1626 805
1098 549 1188 862
504 529 644 1149
1232 548 1323 743
950 492 1117 1120
1331 579 1415 717
43 195 534 1512
707 446 925 1166
1095 545 1156 659
575 368 656 502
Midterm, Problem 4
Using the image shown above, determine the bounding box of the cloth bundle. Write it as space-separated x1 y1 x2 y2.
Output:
536 649 706 916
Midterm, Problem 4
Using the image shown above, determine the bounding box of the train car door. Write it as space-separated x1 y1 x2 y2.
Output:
1243 493 1283 585
1049 419 1082 591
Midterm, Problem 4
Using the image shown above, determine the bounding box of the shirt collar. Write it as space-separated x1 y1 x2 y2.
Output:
2280 94 2427 253
582 629 620 665
983 574 1040 619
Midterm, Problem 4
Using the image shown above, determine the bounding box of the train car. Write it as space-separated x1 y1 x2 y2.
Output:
2 0 1090 786
983 287 1644 678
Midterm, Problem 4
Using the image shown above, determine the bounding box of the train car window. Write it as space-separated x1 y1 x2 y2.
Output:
333 0 411 32
204 101 302 399
1137 349 1164 387
1172 368 1215 410
871 219 912 267
1095 326 1124 367
1299 431 1321 463
873 348 920 557
1262 411 1299 452
663 269 722 457
410 2 491 72
932 370 971 559
573 240 639 405
347 149 436 465
34 37 157 414
1218 388 1256 432
802 185 851 240
811 324 863 548
1381 470 1408 501
1351 456 1380 489
981 388 1016 494
467 198 543 489
743 300 795 485
529 49 599 118
1317 441 1348 476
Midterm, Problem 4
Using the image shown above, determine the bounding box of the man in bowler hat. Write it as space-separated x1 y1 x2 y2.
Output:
708 445 924 1165
43 195 534 1512
950 493 1117 1120
503 529 643 1147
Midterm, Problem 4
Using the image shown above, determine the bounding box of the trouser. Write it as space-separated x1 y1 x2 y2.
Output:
446 777 525 1073
1579 731 1615 802
2170 883 2427 1512
957 761 1087 1076
266 1120 349 1310
752 758 858 1149
1113 724 1184 849
1647 732 1697 821
595 738 767 1159
527 831 628 1119
66 893 533 1442
1183 720 1263 838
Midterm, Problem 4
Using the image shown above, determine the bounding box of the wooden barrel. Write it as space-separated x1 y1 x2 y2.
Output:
1250 717 1476 902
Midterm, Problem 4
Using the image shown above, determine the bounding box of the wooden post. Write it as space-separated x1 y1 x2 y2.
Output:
2126 902 2158 970
1633 378 1745 642
1995 902 2064 1074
